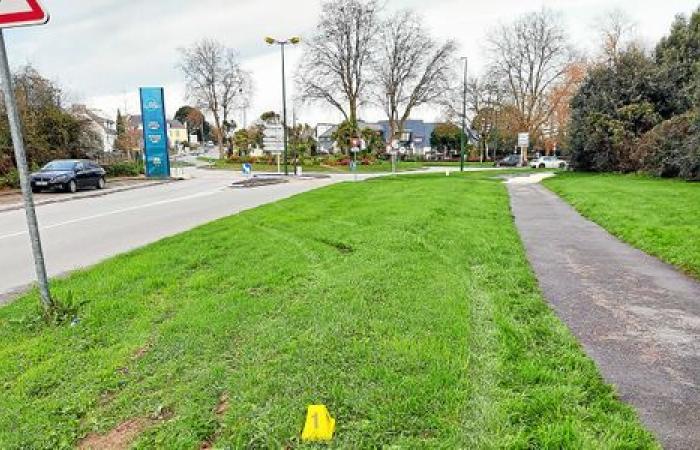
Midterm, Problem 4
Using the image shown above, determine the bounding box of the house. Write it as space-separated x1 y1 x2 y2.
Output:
70 105 117 153
314 119 439 156
375 120 438 157
167 120 188 151
315 123 337 154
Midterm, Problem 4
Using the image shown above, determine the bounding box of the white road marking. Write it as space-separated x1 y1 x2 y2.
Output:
0 189 224 241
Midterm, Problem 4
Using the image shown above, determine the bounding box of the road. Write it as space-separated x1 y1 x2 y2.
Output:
0 165 504 303
0 168 341 302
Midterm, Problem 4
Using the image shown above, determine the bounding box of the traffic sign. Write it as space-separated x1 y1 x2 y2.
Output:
0 0 49 28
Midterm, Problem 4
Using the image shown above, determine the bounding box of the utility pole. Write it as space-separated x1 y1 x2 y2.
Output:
460 57 468 172
0 30 53 313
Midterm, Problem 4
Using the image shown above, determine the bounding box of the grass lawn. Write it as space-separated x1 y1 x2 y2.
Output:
202 158 492 173
0 173 655 448
544 173 700 279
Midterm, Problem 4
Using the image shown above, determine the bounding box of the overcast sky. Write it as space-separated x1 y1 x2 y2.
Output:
5 0 698 126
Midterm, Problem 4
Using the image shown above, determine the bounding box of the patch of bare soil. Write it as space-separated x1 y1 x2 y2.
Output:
199 393 230 449
77 419 147 450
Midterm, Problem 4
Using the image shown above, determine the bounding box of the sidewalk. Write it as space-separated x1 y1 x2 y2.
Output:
507 179 700 450
0 178 172 213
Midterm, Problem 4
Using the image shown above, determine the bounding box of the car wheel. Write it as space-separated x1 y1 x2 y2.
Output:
66 180 77 194
539 163 546 169
32 187 41 194
559 163 566 169
97 177 106 189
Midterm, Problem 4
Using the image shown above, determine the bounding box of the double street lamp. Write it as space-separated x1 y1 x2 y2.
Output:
265 36 301 176
460 56 468 172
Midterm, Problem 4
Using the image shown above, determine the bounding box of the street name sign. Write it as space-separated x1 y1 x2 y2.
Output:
0 0 49 28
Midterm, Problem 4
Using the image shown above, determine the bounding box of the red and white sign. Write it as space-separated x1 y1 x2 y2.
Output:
0 0 49 28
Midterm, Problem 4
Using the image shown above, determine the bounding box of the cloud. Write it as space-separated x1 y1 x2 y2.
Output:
4 0 697 125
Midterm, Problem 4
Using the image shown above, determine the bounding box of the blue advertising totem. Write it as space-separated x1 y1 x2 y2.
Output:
139 87 171 178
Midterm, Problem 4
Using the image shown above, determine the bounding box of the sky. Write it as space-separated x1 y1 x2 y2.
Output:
5 0 699 127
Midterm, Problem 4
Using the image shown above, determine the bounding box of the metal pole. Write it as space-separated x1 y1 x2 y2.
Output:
281 43 289 176
0 30 52 312
460 57 468 172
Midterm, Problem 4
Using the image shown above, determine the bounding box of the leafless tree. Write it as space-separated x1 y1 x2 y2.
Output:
178 39 247 158
487 9 576 138
374 10 457 144
596 9 637 64
296 0 380 126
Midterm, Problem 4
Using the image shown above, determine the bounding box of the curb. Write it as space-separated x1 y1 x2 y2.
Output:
0 179 174 213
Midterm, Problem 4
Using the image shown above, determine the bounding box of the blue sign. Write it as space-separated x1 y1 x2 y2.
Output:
242 163 252 175
139 87 171 178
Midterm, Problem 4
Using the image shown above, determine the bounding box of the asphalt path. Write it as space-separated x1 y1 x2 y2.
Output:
508 178 700 449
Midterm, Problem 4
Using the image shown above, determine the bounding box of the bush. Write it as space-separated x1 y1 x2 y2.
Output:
104 161 144 178
637 113 700 180
0 168 19 189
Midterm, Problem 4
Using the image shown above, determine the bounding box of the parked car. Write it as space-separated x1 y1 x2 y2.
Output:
529 156 568 169
30 159 106 193
497 154 521 167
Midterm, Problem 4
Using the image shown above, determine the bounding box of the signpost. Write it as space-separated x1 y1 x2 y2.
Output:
263 125 284 154
518 132 530 166
140 88 171 178
0 0 52 312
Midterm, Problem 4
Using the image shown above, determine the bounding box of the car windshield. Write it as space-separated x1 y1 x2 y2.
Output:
42 161 77 171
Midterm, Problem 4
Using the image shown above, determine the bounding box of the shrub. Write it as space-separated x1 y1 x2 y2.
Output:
0 168 20 189
637 113 700 180
104 161 144 178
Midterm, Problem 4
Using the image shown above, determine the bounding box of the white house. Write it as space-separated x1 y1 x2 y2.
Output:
70 105 117 153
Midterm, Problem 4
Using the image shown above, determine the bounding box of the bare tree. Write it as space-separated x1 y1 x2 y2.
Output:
374 10 457 144
296 0 380 126
178 39 246 158
596 9 637 64
487 9 575 140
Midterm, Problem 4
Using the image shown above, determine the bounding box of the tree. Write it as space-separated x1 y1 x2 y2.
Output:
260 111 281 124
655 7 700 117
289 123 317 158
544 62 588 154
297 0 380 126
430 123 465 153
178 39 247 158
1 65 95 178
487 9 576 140
232 129 251 155
569 49 662 171
374 10 457 144
596 9 637 65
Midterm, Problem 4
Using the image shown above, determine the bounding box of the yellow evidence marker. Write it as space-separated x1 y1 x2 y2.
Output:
301 405 336 442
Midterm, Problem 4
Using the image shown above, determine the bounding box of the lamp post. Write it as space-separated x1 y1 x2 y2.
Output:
460 57 468 172
265 36 301 176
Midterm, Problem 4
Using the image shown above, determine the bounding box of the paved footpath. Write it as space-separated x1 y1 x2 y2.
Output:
507 180 700 450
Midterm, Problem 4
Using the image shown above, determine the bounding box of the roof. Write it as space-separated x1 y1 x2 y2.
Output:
168 119 186 129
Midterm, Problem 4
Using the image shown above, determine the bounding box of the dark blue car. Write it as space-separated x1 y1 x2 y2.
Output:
30 159 106 193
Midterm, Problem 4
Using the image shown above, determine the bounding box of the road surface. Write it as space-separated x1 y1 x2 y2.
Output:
0 168 341 302
0 165 505 303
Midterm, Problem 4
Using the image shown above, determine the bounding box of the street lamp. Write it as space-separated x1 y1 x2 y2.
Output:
460 57 468 172
266 36 301 176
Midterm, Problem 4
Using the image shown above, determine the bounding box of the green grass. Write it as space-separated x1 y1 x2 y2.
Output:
203 158 492 173
544 172 700 279
0 173 655 448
